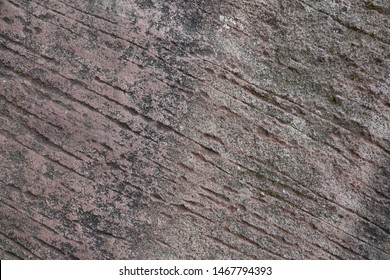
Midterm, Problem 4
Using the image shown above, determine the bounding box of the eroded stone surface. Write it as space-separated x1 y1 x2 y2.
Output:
0 0 389 259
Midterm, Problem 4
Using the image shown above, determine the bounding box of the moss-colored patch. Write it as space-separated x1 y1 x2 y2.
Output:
249 170 264 180
347 72 363 82
327 95 342 106
365 2 390 15
255 172 265 180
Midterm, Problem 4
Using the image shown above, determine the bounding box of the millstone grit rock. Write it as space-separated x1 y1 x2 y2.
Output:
0 0 389 259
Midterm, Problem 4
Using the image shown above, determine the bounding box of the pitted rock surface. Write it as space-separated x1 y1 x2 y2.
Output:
0 0 389 259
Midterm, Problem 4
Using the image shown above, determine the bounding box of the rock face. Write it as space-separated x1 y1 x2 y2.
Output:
0 0 389 259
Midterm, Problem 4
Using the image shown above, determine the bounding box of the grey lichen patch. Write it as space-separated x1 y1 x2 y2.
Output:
1 0 389 260
135 0 154 9
364 1 390 15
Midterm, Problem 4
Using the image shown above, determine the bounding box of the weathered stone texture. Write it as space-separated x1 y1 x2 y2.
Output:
0 0 389 259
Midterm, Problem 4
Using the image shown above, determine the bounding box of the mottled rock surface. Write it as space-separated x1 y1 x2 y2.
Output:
0 0 389 259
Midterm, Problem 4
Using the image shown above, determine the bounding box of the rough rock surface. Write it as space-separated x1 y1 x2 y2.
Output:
0 0 389 259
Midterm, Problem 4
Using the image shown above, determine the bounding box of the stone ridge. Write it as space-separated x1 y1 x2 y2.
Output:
0 0 389 259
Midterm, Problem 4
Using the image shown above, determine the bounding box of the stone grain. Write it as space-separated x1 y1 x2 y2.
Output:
0 0 389 259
